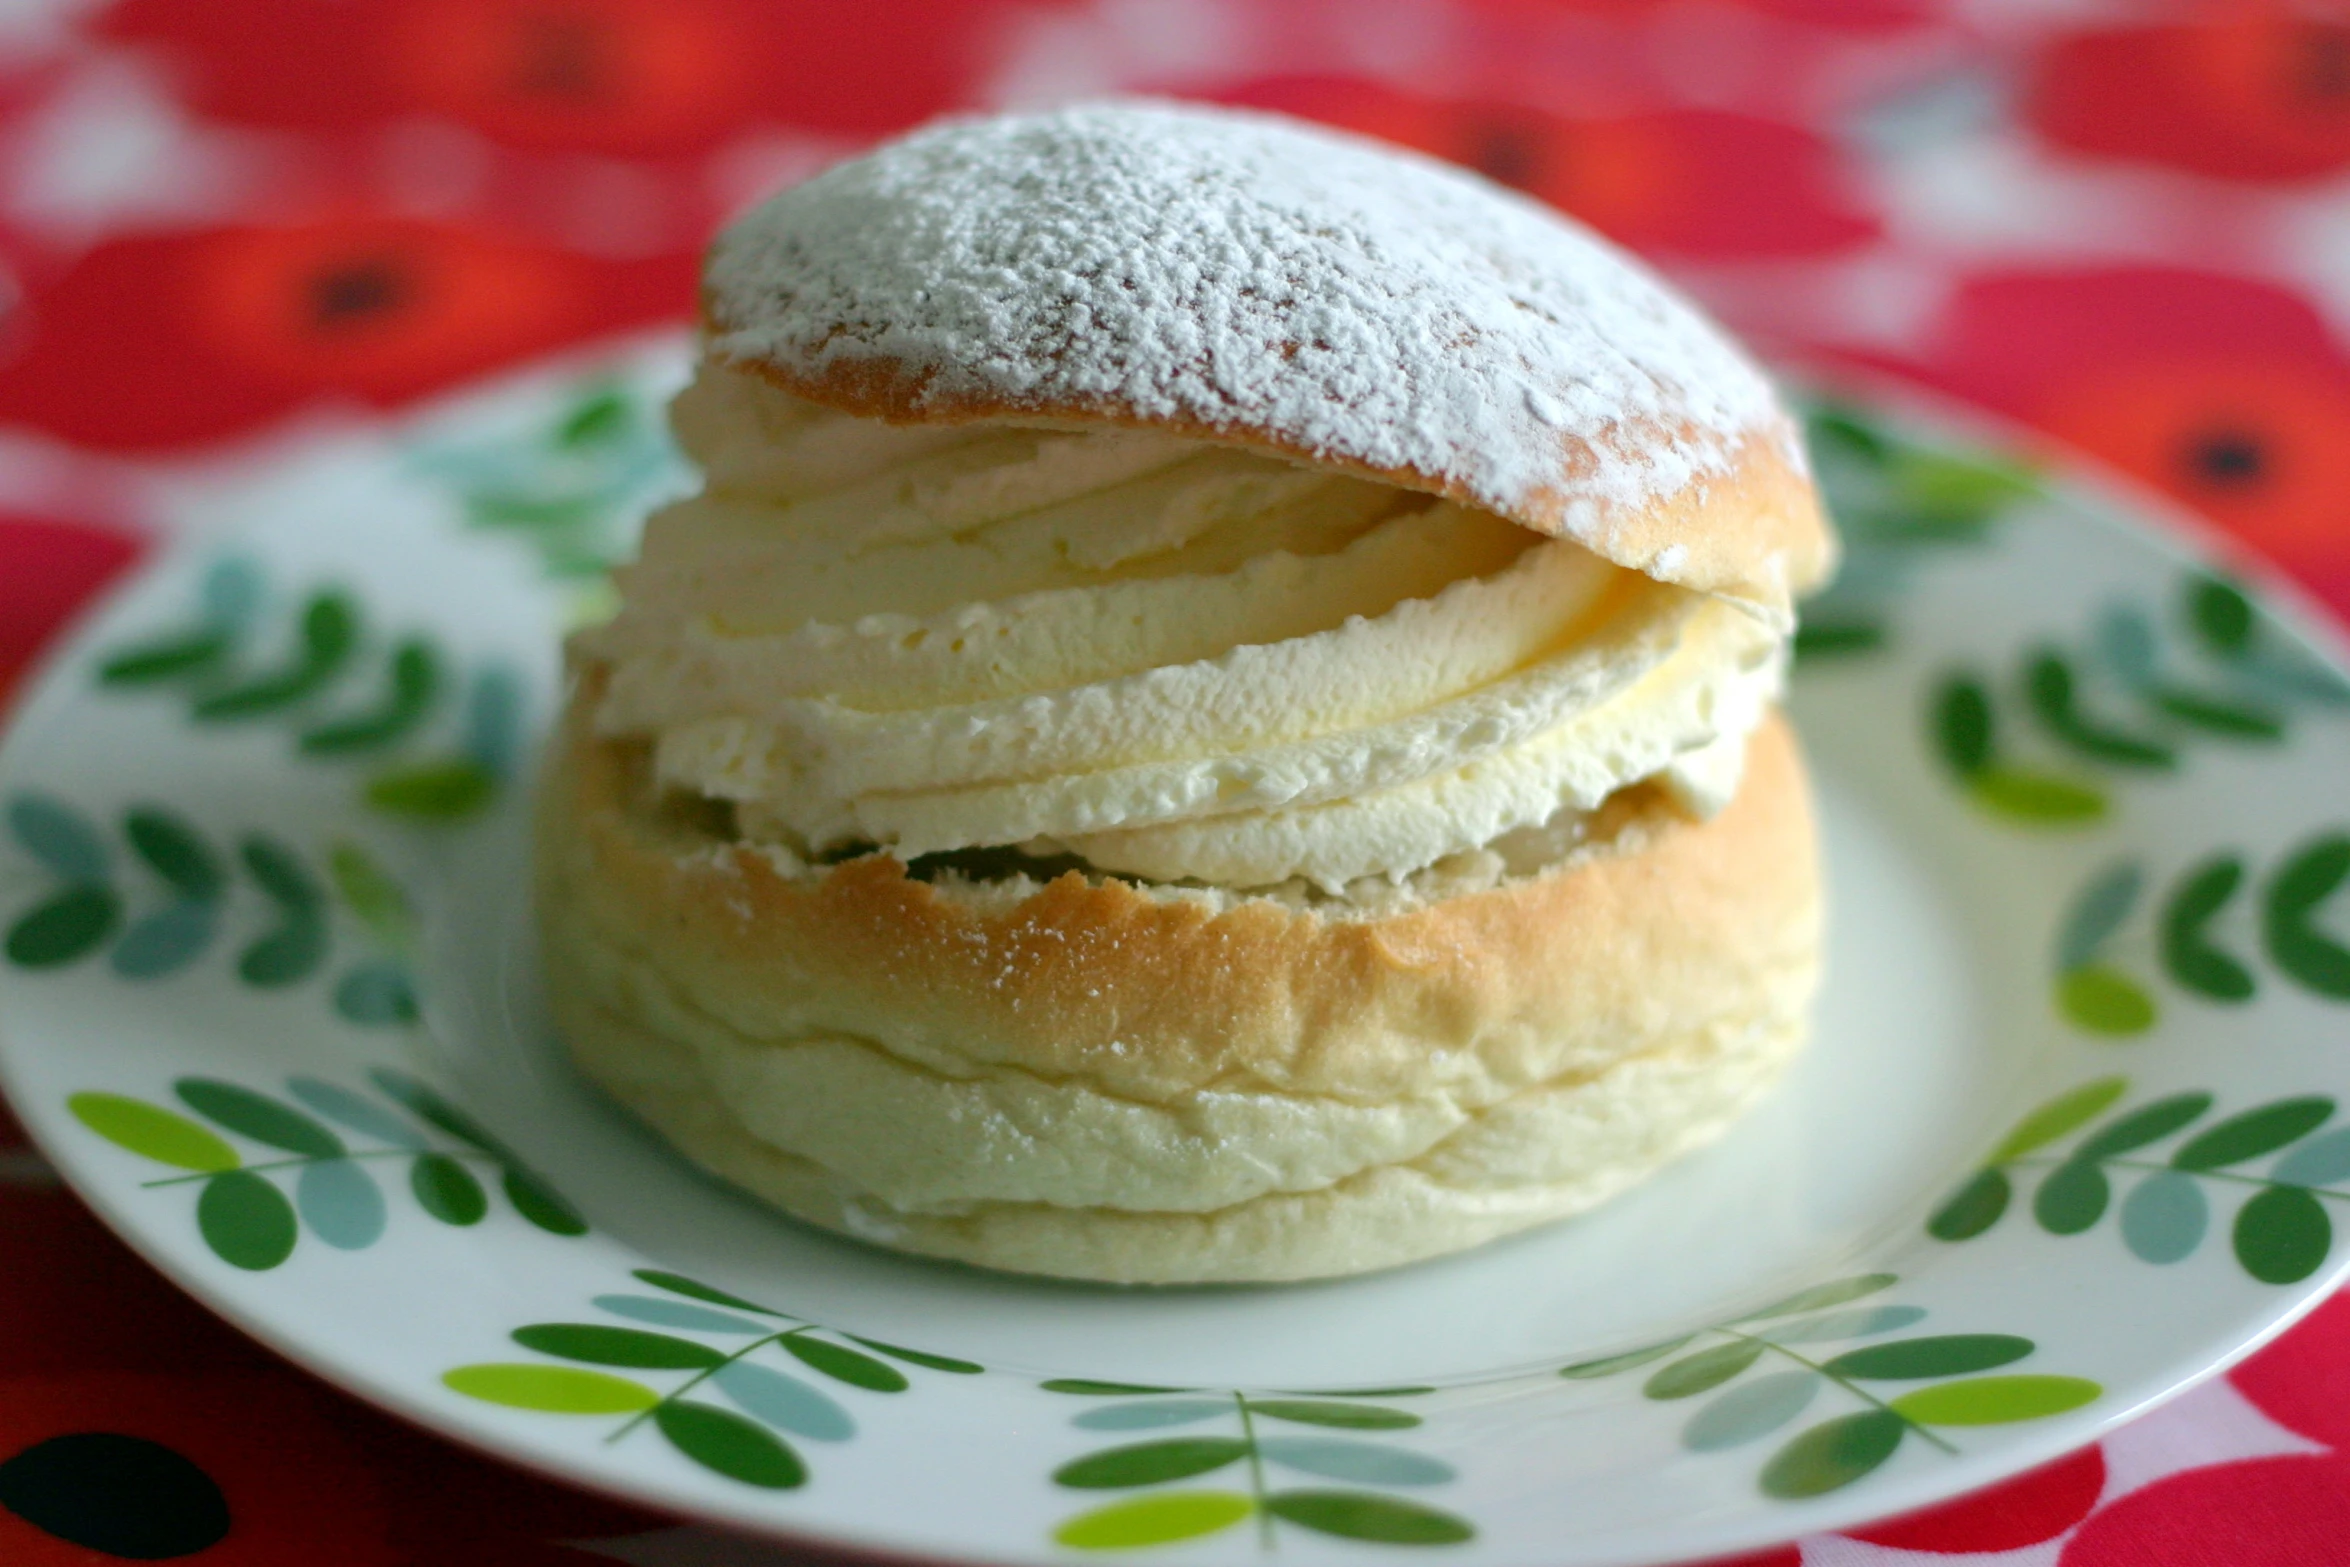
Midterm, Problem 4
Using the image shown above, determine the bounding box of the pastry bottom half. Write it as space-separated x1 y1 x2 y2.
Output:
537 686 1823 1285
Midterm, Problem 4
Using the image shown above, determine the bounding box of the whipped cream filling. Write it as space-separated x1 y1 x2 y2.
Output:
581 363 1786 892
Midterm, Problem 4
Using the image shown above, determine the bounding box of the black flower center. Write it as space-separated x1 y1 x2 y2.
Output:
308 258 410 329
2183 428 2270 489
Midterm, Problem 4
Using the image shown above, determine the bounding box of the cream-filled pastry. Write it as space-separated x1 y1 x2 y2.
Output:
538 100 1837 1284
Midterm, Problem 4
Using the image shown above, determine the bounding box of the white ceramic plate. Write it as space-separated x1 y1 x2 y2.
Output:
5 341 2350 1567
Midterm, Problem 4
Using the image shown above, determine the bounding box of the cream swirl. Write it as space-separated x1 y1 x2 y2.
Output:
580 363 1786 891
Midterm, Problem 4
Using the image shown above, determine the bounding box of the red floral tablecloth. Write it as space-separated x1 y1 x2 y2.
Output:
3 4 2349 1563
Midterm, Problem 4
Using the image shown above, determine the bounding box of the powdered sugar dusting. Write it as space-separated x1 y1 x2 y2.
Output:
703 100 1786 535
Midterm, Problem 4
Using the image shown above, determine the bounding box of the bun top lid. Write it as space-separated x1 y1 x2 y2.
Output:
702 100 1834 620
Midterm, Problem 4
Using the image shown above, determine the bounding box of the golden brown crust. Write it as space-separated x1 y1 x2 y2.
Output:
537 671 1823 1281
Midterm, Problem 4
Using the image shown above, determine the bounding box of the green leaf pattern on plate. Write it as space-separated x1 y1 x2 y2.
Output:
2049 838 2349 1035
84 557 524 823
1934 1079 2349 1281
64 1070 589 1268
5 798 426 1028
1930 572 2345 830
1562 1273 2100 1500
1043 1381 1469 1550
444 1270 984 1496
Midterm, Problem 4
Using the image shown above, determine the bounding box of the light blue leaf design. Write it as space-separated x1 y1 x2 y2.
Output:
8 794 108 883
109 901 218 978
2094 604 2161 691
1763 1307 1928 1345
1256 1437 1455 1487
297 1157 387 1249
1071 1400 1236 1432
1683 1371 1822 1453
332 963 418 1026
2275 1127 2350 1189
2120 1170 2208 1265
590 1294 770 1335
2059 863 2145 974
201 557 265 626
712 1361 854 1442
285 1077 427 1149
464 666 524 780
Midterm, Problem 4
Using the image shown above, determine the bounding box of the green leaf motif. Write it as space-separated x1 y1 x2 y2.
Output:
286 1077 425 1148
333 963 419 1027
2276 1127 2350 1189
2153 688 2282 741
1042 1380 1189 1397
2173 1099 2336 1172
559 387 632 447
2161 857 2257 1002
99 628 232 685
2059 967 2158 1036
2265 835 2350 1000
2235 1187 2333 1285
175 1078 343 1157
783 1335 908 1393
1825 1335 2034 1381
410 1154 488 1226
8 794 108 881
1681 1371 1819 1453
237 837 327 987
1971 770 2107 825
845 1337 984 1374
1054 1438 1250 1490
296 1157 386 1250
7 886 122 968
2121 1170 2208 1265
370 1069 508 1155
1255 1438 1454 1487
2058 867 2144 974
1934 677 1994 777
1929 1168 2011 1242
2190 575 2256 655
1075 1401 1234 1432
655 1401 804 1490
365 760 496 821
1741 1274 1900 1321
1264 1491 1475 1546
327 842 414 948
1645 1342 1766 1401
197 1169 296 1271
193 591 357 720
1559 1338 1693 1379
443 1363 657 1414
2078 1094 2216 1160
1991 1078 2132 1163
1246 1400 1419 1430
124 809 221 899
68 1092 238 1171
299 640 439 756
711 1362 855 1443
512 1323 723 1370
2034 1161 2111 1236
111 901 218 978
1889 1375 2101 1426
1054 1491 1253 1550
1759 1410 1906 1499
590 1295 768 1336
2026 652 2173 769
502 1167 587 1236
1766 1307 1927 1344
630 1269 774 1315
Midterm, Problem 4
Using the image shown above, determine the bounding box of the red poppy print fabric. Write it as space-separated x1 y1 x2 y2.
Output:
1 2 2348 1564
